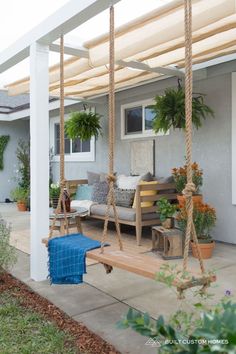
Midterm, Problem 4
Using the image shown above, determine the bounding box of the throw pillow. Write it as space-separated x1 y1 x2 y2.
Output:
76 184 93 201
117 174 141 190
132 180 158 208
140 172 154 182
114 188 135 208
91 181 109 204
87 171 101 185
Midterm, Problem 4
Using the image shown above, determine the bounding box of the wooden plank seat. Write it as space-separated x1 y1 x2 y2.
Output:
42 237 215 291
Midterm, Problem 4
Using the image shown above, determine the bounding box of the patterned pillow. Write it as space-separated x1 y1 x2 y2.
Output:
114 188 135 208
91 181 109 204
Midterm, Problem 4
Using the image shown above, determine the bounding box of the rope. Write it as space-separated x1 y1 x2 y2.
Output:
49 35 69 238
101 5 123 253
182 0 205 275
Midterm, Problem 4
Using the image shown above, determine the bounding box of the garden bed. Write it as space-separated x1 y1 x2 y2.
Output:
0 272 119 354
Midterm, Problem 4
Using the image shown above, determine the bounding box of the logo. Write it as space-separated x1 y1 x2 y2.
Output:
145 337 162 348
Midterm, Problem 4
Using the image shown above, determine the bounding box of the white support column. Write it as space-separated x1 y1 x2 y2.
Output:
232 73 236 205
30 42 49 280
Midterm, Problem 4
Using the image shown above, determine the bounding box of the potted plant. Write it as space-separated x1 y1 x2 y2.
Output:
65 110 102 140
157 197 177 229
10 187 29 212
151 87 214 134
176 202 216 259
172 162 203 207
49 183 61 209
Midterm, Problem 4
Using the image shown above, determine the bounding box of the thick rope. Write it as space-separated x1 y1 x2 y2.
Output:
49 35 69 238
101 5 123 253
182 0 205 275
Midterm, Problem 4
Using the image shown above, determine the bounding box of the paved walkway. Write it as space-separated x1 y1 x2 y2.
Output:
2 203 236 353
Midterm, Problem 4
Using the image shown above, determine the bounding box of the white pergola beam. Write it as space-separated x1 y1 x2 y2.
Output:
0 0 121 73
50 42 89 58
117 60 185 78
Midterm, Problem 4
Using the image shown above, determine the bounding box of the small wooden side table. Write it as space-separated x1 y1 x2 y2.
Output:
49 207 88 235
152 226 183 259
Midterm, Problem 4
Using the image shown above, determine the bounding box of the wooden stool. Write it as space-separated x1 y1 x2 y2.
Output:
152 226 183 259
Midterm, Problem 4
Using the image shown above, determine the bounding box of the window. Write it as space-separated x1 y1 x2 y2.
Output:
51 121 95 162
121 99 164 139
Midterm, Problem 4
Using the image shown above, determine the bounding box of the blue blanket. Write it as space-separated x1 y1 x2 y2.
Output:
48 234 101 284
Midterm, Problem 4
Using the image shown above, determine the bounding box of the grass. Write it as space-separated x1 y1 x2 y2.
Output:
0 291 79 354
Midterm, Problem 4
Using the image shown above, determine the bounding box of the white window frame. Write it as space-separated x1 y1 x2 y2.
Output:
121 98 168 140
50 115 95 162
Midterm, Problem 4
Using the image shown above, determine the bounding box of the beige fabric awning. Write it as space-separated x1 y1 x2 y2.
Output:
6 0 236 98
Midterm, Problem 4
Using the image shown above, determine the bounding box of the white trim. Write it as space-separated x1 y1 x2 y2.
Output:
232 72 236 205
50 115 95 162
121 98 167 140
0 98 80 122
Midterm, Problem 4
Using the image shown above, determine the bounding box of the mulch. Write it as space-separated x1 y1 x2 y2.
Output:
0 272 120 354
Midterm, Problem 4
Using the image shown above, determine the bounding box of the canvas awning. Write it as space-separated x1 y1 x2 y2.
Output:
6 0 236 98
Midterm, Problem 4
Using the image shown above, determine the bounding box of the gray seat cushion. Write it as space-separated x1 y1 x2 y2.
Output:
90 204 160 222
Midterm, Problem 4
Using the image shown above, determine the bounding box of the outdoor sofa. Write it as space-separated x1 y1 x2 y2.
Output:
66 176 177 246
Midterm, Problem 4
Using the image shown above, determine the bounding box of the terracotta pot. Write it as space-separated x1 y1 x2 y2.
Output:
17 202 27 212
191 240 215 259
161 218 173 229
177 194 203 207
51 198 59 209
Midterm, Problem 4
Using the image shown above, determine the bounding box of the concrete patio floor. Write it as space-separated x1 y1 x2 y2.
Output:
1 203 236 354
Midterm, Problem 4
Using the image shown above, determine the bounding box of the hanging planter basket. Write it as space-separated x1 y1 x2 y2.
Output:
65 111 102 141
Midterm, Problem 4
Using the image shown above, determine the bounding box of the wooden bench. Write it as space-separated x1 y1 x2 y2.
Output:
66 179 177 245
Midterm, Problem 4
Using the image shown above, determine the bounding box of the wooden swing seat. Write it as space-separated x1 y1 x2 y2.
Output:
42 237 215 291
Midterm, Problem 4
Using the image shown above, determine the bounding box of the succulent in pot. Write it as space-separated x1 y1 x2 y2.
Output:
157 197 177 229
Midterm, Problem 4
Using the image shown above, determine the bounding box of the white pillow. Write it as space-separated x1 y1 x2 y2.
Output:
117 175 141 190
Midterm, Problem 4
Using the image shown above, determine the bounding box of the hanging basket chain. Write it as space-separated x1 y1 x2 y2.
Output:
101 5 123 253
49 35 69 239
182 0 205 275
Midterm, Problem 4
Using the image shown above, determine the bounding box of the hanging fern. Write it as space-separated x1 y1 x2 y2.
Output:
65 111 102 141
0 136 10 170
151 87 214 134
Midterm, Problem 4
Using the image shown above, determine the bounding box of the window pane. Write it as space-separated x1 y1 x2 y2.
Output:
55 123 70 154
72 138 91 153
82 140 90 152
125 106 142 134
72 138 81 153
145 106 155 130
65 138 70 154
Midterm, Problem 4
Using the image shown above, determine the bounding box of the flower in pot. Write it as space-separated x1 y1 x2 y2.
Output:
176 202 216 259
65 110 102 141
151 87 214 134
157 197 177 229
10 187 29 212
49 183 61 209
172 162 203 206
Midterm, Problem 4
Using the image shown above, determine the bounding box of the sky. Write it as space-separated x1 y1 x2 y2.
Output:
0 0 172 88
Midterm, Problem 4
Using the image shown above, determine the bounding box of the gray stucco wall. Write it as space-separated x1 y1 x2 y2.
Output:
52 62 236 244
0 119 29 202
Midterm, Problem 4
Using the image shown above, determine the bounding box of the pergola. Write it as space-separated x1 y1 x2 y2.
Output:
1 0 236 280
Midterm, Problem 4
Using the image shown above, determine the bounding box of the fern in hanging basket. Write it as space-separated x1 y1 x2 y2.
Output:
65 111 102 141
151 87 214 134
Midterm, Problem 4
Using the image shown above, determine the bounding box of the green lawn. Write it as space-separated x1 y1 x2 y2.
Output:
0 291 78 354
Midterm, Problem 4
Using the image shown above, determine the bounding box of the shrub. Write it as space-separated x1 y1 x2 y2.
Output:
10 187 29 203
0 218 17 274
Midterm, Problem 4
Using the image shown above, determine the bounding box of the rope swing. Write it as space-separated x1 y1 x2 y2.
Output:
101 5 124 253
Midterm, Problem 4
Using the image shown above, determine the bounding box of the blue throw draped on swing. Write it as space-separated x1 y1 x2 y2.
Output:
48 233 101 284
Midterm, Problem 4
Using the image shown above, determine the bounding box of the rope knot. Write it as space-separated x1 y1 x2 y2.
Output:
182 182 196 198
107 174 116 183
